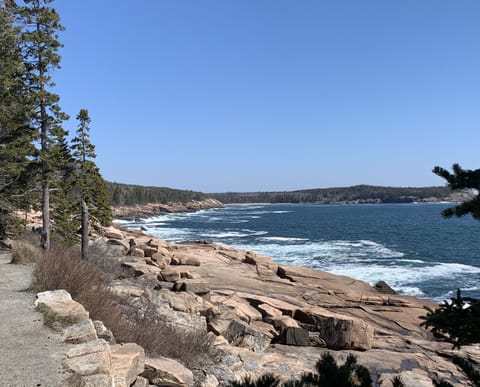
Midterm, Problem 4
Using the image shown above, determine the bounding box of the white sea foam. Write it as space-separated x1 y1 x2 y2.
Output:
260 236 309 242
272 211 292 214
146 227 193 242
233 239 405 264
325 262 480 297
394 286 426 297
398 259 425 264
202 231 250 238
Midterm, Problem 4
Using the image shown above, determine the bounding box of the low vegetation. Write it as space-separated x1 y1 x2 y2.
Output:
228 353 373 387
421 289 480 348
31 241 211 366
10 236 42 265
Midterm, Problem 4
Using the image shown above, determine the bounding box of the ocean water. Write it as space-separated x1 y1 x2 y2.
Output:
117 203 480 302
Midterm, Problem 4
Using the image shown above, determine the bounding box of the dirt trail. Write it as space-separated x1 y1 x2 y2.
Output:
0 252 71 387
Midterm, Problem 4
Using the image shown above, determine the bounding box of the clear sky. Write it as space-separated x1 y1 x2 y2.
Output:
53 0 480 193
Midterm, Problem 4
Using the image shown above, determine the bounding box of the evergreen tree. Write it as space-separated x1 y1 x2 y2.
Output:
70 108 111 259
433 164 480 219
14 0 68 250
0 1 36 238
425 164 480 350
421 289 480 348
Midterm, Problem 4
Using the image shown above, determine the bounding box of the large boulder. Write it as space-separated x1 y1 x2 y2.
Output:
35 290 89 330
222 298 262 322
139 245 158 258
141 356 194 387
104 227 124 240
122 261 161 276
274 327 310 346
295 308 374 350
64 339 112 377
158 269 181 282
268 316 300 330
152 250 172 268
154 303 208 333
63 319 98 344
257 303 283 319
172 279 210 296
78 374 113 387
111 343 146 387
172 253 201 266
374 280 397 295
222 320 271 352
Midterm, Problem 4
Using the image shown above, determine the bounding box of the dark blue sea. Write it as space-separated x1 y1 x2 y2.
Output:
117 203 480 302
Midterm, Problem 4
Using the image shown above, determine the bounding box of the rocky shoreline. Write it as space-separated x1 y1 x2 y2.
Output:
112 199 223 220
81 222 479 386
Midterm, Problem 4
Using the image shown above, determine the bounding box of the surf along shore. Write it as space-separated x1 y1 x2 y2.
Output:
98 202 479 386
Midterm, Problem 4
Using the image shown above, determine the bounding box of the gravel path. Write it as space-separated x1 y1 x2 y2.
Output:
0 252 72 387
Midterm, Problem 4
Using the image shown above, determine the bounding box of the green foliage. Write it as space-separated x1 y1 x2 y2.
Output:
107 181 206 206
70 108 112 225
13 0 69 250
228 374 281 387
302 353 372 387
0 1 110 250
433 164 480 219
227 352 372 387
421 289 480 348
452 356 480 387
391 376 404 387
433 380 454 387
0 2 36 238
211 185 451 204
49 108 112 248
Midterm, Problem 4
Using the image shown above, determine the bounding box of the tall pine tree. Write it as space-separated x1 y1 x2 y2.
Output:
70 109 111 259
0 1 36 239
15 0 68 250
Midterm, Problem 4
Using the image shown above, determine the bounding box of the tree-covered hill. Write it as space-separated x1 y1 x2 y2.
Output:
209 185 458 204
106 182 208 206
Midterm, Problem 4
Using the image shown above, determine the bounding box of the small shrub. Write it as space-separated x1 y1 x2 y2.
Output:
228 374 281 387
10 239 42 265
302 352 372 387
391 376 404 387
228 352 373 387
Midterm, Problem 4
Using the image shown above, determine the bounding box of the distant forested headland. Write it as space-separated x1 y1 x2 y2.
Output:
209 185 465 204
107 182 207 206
106 183 472 207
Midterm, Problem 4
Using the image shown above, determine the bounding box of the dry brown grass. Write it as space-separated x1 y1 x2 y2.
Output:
10 237 43 265
31 243 212 366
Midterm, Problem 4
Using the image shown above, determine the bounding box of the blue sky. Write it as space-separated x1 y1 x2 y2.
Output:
53 1 480 192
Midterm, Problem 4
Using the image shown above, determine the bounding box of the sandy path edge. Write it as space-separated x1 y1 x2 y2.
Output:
0 252 72 387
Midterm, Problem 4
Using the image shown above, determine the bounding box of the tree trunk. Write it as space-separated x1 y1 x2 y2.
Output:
81 200 88 260
41 181 49 250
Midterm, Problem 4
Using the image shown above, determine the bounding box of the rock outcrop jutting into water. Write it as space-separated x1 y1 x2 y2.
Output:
79 223 479 386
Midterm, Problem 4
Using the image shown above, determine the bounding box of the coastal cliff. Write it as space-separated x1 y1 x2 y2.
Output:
81 223 479 386
112 198 224 220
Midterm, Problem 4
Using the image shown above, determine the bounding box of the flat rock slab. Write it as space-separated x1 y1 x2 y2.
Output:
0 253 73 386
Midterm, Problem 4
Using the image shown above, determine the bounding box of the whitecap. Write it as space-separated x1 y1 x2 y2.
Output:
146 227 193 243
394 286 426 297
260 236 309 242
202 232 250 238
